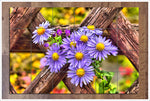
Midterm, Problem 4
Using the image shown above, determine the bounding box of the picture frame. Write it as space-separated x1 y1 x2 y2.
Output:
2 2 148 99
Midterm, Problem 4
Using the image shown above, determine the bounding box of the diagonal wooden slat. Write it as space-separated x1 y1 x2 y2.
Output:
108 12 139 71
25 10 95 94
10 83 17 94
23 7 122 94
9 7 95 94
80 7 123 28
9 7 139 94
24 64 69 93
10 7 41 50
107 12 139 93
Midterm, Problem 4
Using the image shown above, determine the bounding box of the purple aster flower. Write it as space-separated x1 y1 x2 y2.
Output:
67 63 95 87
79 26 103 37
40 57 47 69
87 36 118 60
57 29 62 36
66 43 92 67
62 31 78 51
52 33 56 37
65 29 70 36
32 21 55 45
44 43 49 47
76 28 94 45
45 43 66 73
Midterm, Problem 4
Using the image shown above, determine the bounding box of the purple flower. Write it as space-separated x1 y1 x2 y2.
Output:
87 36 118 60
67 63 95 87
57 29 62 36
66 43 92 67
40 57 47 69
79 26 103 37
32 21 55 45
75 28 93 45
45 43 66 73
44 43 49 47
52 33 56 37
65 29 70 36
62 31 78 51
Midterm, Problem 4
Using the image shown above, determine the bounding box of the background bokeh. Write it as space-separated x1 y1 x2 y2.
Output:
10 7 139 94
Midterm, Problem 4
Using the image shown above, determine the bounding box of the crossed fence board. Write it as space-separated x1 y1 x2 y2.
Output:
10 7 139 94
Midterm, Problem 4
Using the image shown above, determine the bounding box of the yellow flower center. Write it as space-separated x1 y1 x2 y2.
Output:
76 68 85 77
80 35 88 43
37 27 45 35
96 43 105 51
52 52 59 61
70 41 76 48
87 25 95 30
75 52 84 60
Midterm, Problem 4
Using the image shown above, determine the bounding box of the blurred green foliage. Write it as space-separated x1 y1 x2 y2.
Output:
122 7 139 23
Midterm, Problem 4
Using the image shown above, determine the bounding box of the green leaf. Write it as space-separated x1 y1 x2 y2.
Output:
109 88 117 94
99 80 104 94
99 80 107 94
106 72 114 84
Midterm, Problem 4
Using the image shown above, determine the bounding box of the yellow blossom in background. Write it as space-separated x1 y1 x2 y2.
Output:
125 80 131 86
13 63 19 68
87 25 95 30
122 7 128 16
75 7 85 15
32 60 40 68
65 14 70 19
59 19 69 25
10 74 18 84
80 7 85 14
10 7 13 14
69 9 73 15
37 53 45 57
70 17 74 23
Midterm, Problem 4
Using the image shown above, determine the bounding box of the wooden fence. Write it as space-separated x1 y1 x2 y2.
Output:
10 7 139 94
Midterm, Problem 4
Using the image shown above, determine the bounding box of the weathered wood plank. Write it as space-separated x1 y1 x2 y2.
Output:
125 79 139 94
107 12 139 71
10 23 138 53
24 7 122 94
107 12 139 94
10 83 17 94
63 77 95 94
24 64 69 93
10 7 41 50
10 7 122 94
80 7 123 29
27 12 96 94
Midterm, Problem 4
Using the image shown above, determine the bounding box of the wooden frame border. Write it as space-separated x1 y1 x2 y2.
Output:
2 2 148 99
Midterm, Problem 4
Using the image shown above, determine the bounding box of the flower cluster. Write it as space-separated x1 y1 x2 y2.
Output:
32 21 118 87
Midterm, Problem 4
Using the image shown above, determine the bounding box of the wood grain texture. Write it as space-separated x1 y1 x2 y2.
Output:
24 7 122 94
107 12 139 94
23 64 69 93
9 8 95 94
125 79 139 94
27 10 96 94
10 7 41 50
10 83 17 94
80 7 122 28
2 2 148 99
107 12 139 71
63 77 95 94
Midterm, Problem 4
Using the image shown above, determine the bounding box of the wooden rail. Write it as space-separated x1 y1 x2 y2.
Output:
23 7 122 94
10 7 139 94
